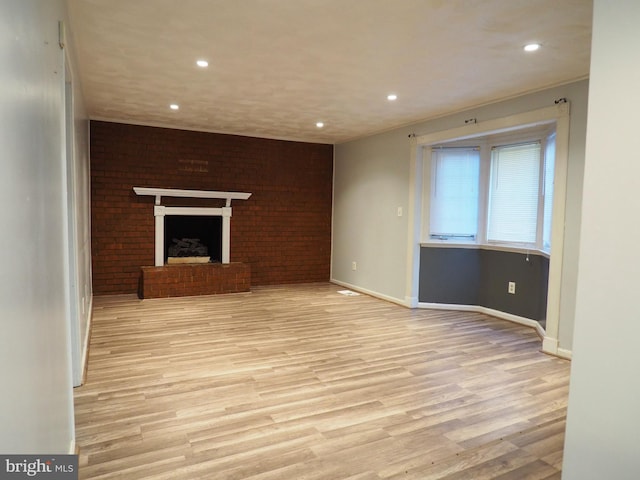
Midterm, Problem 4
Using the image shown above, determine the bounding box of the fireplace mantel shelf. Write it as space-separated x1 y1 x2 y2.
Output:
133 187 251 206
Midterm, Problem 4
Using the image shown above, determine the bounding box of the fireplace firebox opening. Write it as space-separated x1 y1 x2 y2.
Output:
164 215 222 264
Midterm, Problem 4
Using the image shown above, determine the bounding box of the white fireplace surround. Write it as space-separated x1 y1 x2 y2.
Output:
133 187 252 266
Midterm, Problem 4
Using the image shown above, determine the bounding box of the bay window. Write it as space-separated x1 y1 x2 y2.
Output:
427 127 555 252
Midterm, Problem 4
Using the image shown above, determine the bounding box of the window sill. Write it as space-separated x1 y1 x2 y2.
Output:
420 241 550 259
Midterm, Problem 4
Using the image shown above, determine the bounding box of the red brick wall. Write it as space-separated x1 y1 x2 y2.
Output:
91 121 333 295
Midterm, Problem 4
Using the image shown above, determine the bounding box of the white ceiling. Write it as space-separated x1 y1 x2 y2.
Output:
66 0 592 144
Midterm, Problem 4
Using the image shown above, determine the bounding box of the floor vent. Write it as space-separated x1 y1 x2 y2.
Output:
337 289 360 296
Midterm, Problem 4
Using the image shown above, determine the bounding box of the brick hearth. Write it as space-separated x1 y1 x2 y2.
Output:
139 263 250 299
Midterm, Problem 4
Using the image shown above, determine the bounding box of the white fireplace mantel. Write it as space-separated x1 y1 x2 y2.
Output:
133 187 251 207
134 187 252 266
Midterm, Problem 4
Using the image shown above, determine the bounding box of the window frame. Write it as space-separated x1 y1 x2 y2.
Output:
428 145 481 242
423 125 556 253
542 131 557 251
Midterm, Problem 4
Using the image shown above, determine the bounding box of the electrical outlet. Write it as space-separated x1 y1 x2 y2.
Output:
508 281 516 294
352 261 357 271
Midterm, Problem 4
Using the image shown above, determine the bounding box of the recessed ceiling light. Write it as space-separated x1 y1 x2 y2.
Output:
387 94 398 101
524 43 540 52
170 104 179 110
316 122 324 128
196 59 209 68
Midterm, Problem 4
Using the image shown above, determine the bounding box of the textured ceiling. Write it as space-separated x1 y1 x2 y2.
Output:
66 0 592 144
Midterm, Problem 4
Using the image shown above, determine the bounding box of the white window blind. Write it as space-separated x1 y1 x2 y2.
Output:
487 142 541 244
543 133 556 251
430 147 480 239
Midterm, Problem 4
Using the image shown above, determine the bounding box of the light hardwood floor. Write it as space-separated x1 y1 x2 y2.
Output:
74 283 570 479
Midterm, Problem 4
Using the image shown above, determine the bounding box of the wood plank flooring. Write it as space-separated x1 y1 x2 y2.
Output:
74 283 570 479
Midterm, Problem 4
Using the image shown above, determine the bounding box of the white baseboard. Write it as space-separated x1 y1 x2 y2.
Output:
482 306 547 338
542 335 559 354
330 279 409 307
557 348 573 360
418 302 479 312
405 296 419 308
419 302 547 339
541 335 573 360
69 438 76 455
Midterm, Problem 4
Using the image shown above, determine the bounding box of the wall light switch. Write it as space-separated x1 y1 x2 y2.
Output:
397 207 403 217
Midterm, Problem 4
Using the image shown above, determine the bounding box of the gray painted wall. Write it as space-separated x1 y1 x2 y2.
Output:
420 247 549 322
562 1 640 477
0 0 90 453
333 80 588 351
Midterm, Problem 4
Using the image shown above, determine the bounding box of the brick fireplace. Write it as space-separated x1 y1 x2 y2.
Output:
90 121 333 296
134 187 252 298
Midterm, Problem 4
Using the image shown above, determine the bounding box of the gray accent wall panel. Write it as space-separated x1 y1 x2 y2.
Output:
479 250 548 321
419 247 549 321
419 248 481 305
